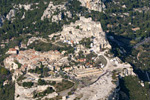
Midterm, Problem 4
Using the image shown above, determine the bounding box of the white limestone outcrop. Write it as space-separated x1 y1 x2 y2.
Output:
50 17 111 52
78 0 105 12
67 72 116 100
41 2 72 22
18 4 32 11
6 9 16 20
27 37 48 46
4 56 18 70
15 83 57 100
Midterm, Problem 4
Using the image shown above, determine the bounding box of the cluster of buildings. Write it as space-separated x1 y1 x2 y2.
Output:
3 17 112 82
4 49 62 73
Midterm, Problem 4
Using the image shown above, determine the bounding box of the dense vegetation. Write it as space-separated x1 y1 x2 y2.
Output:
101 0 150 67
33 87 55 98
0 82 15 100
97 0 150 99
0 1 82 98
22 82 34 88
119 76 150 100
38 79 57 86
80 38 92 48
54 79 74 92
0 66 14 100
125 41 150 72
28 40 75 54
28 63 50 77
0 0 82 41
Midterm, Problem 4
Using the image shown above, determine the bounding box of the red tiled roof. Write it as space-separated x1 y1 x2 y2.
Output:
78 59 86 62
9 48 16 51
23 64 28 68
30 55 38 60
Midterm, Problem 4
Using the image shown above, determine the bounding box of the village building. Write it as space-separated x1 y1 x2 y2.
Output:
0 44 5 48
6 48 17 55
132 27 140 31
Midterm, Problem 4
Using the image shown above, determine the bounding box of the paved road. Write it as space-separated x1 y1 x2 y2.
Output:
146 71 150 83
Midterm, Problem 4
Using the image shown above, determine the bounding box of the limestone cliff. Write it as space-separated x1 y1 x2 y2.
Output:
78 0 105 12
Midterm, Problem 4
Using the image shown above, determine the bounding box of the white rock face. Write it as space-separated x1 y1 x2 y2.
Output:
41 2 72 22
67 72 116 100
21 12 25 19
6 9 16 20
18 4 31 11
15 83 57 100
27 37 48 46
4 56 18 70
78 0 105 12
50 17 111 52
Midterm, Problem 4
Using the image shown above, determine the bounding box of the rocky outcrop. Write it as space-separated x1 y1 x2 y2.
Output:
18 4 32 11
78 0 105 12
67 72 116 100
13 3 37 11
27 37 48 46
4 55 18 70
15 83 57 100
6 9 16 20
121 67 136 77
50 16 111 52
41 2 72 22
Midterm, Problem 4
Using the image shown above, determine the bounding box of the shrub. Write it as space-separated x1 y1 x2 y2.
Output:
22 82 34 88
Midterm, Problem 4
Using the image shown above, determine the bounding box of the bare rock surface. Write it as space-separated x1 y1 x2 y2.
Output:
41 1 72 22
49 17 111 52
6 9 16 20
67 72 115 100
79 0 105 12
